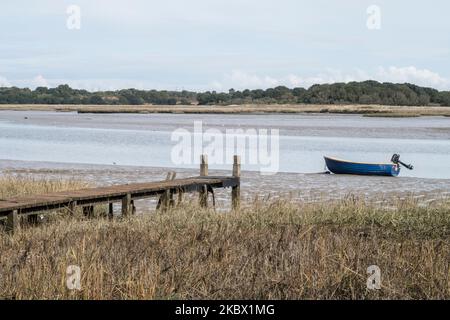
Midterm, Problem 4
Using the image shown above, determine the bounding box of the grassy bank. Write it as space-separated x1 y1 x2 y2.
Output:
1 104 450 117
0 177 449 300
0 176 90 199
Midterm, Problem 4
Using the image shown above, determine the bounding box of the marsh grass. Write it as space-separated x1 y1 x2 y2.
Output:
1 104 450 117
0 175 90 199
0 177 449 300
0 176 94 223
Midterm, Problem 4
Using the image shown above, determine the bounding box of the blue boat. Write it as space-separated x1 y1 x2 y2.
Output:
324 155 412 177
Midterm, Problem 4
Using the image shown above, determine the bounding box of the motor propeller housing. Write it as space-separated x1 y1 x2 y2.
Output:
391 154 414 170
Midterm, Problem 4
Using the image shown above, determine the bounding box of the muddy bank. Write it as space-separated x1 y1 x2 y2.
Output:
1 160 449 209
1 104 450 117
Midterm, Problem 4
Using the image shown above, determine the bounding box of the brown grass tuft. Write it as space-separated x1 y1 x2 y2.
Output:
0 175 90 199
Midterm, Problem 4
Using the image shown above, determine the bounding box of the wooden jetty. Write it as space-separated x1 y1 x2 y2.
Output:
0 155 241 233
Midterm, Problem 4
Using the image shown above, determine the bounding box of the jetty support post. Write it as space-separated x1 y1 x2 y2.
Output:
131 200 137 215
166 172 176 209
157 172 176 211
68 201 77 215
177 187 184 206
108 203 114 219
83 205 94 218
232 155 241 210
6 210 19 233
27 212 39 225
199 154 208 208
122 193 132 216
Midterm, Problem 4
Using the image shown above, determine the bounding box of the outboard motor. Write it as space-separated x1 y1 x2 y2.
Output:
391 154 414 170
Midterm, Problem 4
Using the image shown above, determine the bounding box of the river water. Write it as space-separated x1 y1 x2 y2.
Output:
0 111 449 179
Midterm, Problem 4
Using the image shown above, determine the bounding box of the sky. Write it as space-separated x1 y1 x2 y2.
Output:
1 0 449 92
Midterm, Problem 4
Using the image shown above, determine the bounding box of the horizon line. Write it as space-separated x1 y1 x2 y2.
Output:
1 79 448 93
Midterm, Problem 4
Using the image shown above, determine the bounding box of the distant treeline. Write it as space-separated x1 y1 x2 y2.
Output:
0 85 197 105
198 81 450 106
1 81 450 106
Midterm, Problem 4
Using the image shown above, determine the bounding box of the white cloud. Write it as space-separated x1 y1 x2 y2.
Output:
0 76 11 87
212 69 369 91
213 70 279 90
10 76 211 92
5 67 450 92
212 67 450 91
375 66 449 89
32 75 49 88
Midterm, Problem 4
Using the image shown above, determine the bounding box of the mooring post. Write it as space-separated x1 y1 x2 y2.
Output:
232 155 241 210
6 210 19 233
200 154 208 208
122 193 131 216
200 154 208 176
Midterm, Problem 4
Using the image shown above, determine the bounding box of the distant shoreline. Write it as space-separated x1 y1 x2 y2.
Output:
0 104 449 117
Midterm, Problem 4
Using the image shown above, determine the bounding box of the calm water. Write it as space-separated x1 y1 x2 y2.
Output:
0 111 449 179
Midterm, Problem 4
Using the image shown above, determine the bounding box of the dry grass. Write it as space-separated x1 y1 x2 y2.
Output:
0 177 449 300
0 175 90 199
1 104 450 117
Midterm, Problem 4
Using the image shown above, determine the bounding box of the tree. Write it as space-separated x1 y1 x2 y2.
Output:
89 95 105 105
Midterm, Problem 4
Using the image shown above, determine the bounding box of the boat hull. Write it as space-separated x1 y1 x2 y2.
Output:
324 156 400 177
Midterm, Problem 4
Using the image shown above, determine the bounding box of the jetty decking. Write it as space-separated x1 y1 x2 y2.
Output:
0 155 241 233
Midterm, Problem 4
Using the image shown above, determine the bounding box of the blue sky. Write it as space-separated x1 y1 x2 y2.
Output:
1 0 449 91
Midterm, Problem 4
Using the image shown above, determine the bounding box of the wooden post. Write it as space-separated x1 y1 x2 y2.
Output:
169 190 175 208
157 172 176 211
232 155 241 210
108 203 114 219
6 210 19 233
178 188 184 206
199 154 208 208
200 154 208 176
166 172 176 209
122 193 131 216
131 200 137 215
83 205 94 218
27 213 38 225
69 201 77 215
